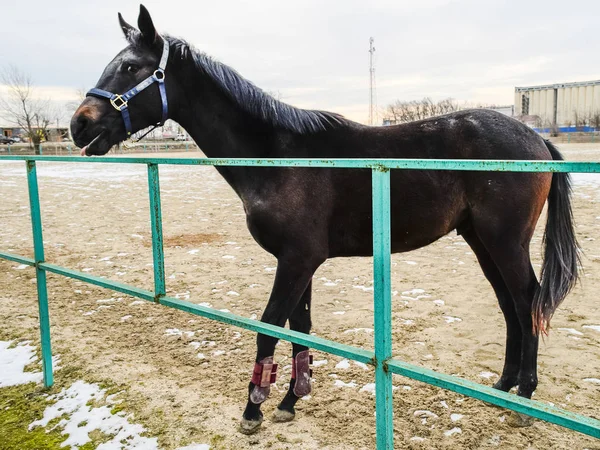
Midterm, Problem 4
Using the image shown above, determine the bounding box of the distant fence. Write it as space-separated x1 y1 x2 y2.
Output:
0 141 201 156
0 155 599 449
543 132 600 144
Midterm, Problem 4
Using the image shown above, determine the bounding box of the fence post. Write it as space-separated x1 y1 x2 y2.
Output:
7 144 10 155
147 164 166 300
372 167 393 449
26 160 53 388
185 142 188 152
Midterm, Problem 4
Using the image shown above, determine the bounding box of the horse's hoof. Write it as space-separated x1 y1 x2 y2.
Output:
272 408 295 423
239 417 263 435
507 411 534 427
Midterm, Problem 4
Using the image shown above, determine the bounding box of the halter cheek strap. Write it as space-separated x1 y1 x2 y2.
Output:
86 37 170 137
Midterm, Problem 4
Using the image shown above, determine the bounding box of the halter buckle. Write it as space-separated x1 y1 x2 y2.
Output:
153 69 165 81
110 94 128 111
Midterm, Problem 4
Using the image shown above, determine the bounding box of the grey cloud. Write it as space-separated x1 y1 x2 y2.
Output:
2 0 599 122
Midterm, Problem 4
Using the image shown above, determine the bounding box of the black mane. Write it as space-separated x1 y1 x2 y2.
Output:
144 35 347 134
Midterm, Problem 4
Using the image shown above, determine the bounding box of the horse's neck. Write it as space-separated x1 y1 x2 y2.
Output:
173 85 271 158
172 74 281 198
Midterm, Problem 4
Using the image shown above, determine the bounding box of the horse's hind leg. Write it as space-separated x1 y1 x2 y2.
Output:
485 241 540 400
461 229 522 392
240 256 321 435
272 281 313 423
472 223 541 426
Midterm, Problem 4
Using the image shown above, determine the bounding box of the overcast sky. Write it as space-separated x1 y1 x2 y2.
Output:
2 0 599 124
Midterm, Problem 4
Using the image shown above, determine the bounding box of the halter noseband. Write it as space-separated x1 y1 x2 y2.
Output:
86 37 169 137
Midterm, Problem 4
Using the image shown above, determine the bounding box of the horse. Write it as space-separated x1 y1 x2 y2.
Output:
70 5 579 435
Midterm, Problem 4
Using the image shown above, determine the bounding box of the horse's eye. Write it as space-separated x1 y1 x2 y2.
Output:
127 65 139 74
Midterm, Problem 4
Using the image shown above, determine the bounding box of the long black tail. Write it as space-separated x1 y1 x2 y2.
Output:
532 140 580 335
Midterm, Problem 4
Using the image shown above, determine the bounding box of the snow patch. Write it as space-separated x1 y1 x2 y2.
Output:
558 328 584 336
344 328 373 334
335 359 350 369
352 285 374 292
0 341 43 387
176 445 210 450
165 328 195 338
444 427 462 436
444 316 462 324
402 289 425 295
29 380 159 449
333 379 357 388
479 371 497 379
360 383 376 395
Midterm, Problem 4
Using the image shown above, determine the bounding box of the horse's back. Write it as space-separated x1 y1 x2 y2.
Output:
324 109 553 256
375 109 551 161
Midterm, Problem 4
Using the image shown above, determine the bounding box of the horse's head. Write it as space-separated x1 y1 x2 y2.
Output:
71 5 174 156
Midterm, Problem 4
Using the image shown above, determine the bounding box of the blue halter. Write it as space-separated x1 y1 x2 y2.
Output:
86 38 169 137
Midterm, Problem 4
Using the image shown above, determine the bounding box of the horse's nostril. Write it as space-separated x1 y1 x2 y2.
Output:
71 114 90 139
77 115 88 131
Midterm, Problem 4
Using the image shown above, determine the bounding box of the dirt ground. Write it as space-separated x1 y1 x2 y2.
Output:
0 144 599 449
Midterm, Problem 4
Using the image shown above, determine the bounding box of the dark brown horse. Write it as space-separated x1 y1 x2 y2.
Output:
71 5 579 434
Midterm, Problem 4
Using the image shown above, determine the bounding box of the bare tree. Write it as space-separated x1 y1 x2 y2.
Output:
65 88 86 114
592 111 600 130
573 110 588 131
0 66 52 154
383 97 460 124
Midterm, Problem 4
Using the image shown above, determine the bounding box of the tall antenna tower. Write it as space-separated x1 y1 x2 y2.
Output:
369 37 376 125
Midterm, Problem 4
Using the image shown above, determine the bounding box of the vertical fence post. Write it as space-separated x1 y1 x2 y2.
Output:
26 160 53 388
147 164 166 300
372 167 393 449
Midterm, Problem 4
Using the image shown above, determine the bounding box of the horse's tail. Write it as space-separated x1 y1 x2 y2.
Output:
532 140 580 335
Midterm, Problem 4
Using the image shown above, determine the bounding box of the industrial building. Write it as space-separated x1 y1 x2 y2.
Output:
514 80 600 131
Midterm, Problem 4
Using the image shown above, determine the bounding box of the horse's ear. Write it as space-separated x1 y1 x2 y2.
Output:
138 4 158 46
118 13 136 42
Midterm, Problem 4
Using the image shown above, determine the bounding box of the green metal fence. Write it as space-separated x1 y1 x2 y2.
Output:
1 155 599 449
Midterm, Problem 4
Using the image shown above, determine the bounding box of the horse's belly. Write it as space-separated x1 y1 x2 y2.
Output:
328 204 463 257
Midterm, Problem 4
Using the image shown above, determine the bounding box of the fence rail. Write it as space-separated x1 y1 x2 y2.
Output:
1 155 599 449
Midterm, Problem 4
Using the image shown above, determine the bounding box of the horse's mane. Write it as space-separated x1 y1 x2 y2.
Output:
130 34 348 134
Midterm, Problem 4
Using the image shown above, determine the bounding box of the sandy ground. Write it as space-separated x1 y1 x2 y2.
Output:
0 144 599 449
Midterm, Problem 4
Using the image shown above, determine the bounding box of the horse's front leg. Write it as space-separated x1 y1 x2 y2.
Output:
272 281 313 423
239 257 320 435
